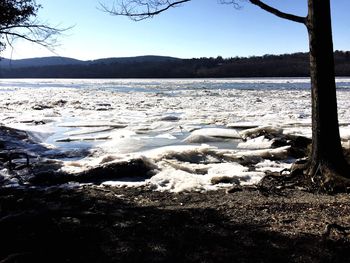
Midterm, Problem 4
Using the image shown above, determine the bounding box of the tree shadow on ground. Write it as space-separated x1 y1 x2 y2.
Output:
0 187 349 263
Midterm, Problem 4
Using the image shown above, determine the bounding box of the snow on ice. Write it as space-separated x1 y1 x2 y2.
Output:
1 78 350 191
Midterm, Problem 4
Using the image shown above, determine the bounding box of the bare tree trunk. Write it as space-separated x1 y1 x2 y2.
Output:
306 0 350 178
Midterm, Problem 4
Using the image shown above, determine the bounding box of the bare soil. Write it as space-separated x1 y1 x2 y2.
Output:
1 185 350 263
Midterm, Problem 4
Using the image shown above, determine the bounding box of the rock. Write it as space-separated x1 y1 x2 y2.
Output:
29 158 156 186
226 185 243 194
211 176 240 185
226 122 260 129
287 136 311 158
32 104 53 110
52 99 67 107
160 115 180 121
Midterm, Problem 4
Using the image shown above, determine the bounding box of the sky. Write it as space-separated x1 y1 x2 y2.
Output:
3 0 350 60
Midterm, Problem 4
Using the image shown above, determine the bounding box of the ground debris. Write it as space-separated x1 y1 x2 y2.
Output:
323 223 350 238
1 186 350 262
257 171 305 196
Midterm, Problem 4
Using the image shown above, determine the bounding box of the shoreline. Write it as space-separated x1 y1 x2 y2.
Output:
1 185 350 262
1 79 350 261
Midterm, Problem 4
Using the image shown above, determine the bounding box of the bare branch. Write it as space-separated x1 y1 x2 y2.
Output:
1 23 70 53
101 0 306 25
248 0 306 24
0 1 70 54
100 0 191 21
219 0 245 10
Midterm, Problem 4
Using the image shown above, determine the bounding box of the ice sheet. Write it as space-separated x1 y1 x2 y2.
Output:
1 78 350 191
237 136 273 149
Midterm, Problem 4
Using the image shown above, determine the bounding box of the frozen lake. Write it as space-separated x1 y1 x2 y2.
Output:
1 78 350 191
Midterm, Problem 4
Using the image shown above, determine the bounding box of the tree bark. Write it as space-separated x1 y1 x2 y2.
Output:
306 0 350 178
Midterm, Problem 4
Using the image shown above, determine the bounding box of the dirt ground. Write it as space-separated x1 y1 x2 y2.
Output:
1 185 350 263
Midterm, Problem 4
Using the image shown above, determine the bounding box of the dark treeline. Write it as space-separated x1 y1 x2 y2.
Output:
1 51 350 78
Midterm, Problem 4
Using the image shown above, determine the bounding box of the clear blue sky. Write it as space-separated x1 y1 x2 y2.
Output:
3 0 350 60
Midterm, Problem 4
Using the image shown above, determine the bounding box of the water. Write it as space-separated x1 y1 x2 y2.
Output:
1 78 350 191
1 77 350 153
2 77 350 91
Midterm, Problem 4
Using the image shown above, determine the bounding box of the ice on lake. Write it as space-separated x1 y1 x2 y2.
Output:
1 78 350 191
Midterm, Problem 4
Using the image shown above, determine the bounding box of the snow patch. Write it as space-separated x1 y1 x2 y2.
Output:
239 126 283 140
255 160 292 173
237 136 273 149
228 146 290 160
188 128 241 139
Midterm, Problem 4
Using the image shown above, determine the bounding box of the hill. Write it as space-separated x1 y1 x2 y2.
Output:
0 56 85 68
1 51 350 78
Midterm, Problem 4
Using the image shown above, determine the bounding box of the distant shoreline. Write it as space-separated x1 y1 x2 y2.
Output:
1 51 350 78
1 77 350 80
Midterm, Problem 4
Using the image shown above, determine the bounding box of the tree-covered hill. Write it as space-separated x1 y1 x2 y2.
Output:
1 51 350 78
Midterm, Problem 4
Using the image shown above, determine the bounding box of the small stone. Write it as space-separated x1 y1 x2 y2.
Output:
226 186 243 194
